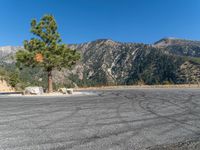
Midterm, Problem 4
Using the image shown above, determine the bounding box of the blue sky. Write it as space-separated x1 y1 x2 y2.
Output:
0 0 200 46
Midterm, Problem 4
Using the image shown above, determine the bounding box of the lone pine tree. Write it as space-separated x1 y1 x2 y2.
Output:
16 15 80 93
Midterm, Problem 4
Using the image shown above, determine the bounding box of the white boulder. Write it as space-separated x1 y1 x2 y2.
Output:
24 87 44 95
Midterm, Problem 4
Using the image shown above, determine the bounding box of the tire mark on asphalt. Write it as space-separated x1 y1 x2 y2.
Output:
50 116 174 150
137 93 200 135
109 91 156 149
38 106 82 129
118 91 157 149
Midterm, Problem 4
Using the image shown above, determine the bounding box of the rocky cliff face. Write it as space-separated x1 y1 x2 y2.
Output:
1 38 200 87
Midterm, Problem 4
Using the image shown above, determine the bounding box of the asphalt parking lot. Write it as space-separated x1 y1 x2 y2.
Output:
0 89 200 150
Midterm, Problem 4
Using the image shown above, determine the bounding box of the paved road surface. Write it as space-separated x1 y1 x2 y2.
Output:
0 89 200 150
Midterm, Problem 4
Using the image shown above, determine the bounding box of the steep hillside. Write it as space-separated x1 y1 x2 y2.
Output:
68 39 200 85
69 39 149 85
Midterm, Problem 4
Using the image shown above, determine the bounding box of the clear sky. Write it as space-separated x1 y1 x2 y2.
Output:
0 0 200 46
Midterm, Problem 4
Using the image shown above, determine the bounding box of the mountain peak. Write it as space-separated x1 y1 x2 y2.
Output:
154 37 177 46
90 39 120 47
93 38 114 43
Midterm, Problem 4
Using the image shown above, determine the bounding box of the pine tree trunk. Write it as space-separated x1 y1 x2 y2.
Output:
48 70 53 93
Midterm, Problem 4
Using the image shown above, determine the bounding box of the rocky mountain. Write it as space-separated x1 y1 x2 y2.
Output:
67 38 200 85
1 38 200 88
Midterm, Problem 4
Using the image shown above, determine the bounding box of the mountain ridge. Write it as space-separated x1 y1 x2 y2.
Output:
1 37 200 88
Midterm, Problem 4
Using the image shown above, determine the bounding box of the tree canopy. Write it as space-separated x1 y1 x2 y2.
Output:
16 15 80 92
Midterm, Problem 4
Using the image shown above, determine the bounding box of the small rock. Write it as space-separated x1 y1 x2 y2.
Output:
58 88 67 94
67 88 73 94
